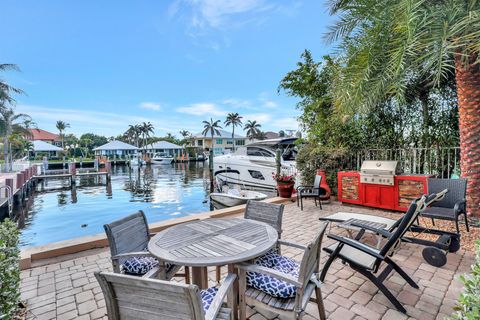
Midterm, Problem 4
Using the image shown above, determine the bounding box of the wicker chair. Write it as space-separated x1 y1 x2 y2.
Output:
297 175 323 211
420 178 469 233
236 222 328 320
95 271 236 320
104 211 189 281
216 201 285 282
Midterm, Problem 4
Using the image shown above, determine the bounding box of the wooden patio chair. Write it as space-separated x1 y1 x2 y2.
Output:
216 201 285 282
319 196 427 314
104 211 189 282
236 222 329 320
95 271 236 320
420 178 469 233
296 175 322 211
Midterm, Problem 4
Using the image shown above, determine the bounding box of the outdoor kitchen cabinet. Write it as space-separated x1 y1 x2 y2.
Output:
337 171 432 212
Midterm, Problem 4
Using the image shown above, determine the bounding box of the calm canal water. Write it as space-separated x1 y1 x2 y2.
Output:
17 163 214 248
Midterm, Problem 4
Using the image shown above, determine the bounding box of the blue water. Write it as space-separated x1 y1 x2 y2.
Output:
17 163 213 248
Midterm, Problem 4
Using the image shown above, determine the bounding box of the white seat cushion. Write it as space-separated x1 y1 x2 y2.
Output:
325 242 378 270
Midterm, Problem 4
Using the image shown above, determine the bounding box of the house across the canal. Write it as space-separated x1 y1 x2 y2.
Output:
93 141 139 157
145 141 184 157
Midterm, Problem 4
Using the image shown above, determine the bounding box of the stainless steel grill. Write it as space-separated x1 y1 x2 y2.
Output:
360 160 400 186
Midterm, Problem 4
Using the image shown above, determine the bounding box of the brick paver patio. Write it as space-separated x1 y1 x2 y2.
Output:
20 200 475 320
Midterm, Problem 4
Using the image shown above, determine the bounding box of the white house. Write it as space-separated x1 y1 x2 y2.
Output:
93 141 138 157
32 140 63 157
191 130 246 155
145 141 184 157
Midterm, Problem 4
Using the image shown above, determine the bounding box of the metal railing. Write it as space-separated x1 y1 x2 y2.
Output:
352 147 461 178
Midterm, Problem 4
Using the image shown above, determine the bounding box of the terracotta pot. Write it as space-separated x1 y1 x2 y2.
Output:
277 182 295 198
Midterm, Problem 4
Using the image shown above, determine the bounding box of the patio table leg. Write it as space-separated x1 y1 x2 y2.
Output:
228 264 238 320
191 266 209 289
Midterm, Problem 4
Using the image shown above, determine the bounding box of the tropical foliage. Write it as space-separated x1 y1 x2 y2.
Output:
55 120 70 149
0 219 21 318
449 240 480 319
224 112 243 151
243 120 261 140
324 0 480 215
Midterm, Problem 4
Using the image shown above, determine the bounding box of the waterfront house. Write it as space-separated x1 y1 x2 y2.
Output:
145 140 184 157
26 128 62 147
32 140 63 158
190 129 247 155
93 140 139 157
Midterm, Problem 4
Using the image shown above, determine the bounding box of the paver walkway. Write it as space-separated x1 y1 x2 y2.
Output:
20 200 474 320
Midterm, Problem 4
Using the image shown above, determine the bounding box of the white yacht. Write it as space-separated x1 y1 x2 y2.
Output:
213 138 298 190
151 152 174 165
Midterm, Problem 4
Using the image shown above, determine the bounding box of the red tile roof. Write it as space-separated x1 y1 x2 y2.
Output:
27 129 60 141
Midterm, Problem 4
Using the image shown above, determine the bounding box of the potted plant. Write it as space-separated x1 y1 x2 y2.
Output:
272 172 296 198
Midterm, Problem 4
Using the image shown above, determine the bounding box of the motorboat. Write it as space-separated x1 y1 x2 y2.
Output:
151 152 174 165
130 155 146 166
213 138 298 190
210 188 268 207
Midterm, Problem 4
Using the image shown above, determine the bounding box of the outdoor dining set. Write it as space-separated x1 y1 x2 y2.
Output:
94 178 469 320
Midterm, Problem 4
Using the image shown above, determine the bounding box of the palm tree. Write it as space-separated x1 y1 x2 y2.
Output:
326 0 480 216
140 122 154 153
202 118 222 152
224 112 243 152
127 124 141 147
244 120 261 140
56 120 70 148
0 108 30 171
0 64 24 104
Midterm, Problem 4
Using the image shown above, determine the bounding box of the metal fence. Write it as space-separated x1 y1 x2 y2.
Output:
351 147 461 178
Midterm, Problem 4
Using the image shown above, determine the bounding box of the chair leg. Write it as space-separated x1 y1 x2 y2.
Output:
216 265 222 283
315 286 326 320
464 213 470 232
300 197 304 211
238 269 247 320
297 192 299 207
354 265 406 314
431 218 435 226
185 266 190 284
320 250 338 282
385 257 418 289
318 198 322 210
455 219 460 234
314 197 317 207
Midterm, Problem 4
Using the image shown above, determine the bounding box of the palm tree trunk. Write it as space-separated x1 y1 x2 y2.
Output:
232 128 235 152
455 54 480 218
3 136 9 172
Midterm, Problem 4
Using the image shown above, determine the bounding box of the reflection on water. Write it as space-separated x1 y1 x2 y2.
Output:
17 162 213 247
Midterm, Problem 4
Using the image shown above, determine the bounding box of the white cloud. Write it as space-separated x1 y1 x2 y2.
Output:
176 102 226 116
222 98 251 109
262 100 277 108
244 113 271 123
139 102 161 111
272 117 299 130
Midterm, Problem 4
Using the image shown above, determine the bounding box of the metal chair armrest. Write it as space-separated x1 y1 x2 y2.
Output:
454 199 466 214
236 263 302 287
205 273 237 320
278 239 307 251
327 234 385 260
349 222 392 238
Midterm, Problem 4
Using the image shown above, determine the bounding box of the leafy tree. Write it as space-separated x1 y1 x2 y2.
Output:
55 120 70 148
224 112 243 151
326 0 480 216
79 133 108 150
140 122 154 151
244 120 261 140
0 108 30 171
278 130 285 137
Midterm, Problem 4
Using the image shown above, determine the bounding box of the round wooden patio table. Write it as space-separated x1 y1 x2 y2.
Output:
148 217 278 319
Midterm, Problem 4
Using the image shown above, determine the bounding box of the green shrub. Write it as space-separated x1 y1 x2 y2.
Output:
296 143 355 194
0 219 20 319
449 240 480 319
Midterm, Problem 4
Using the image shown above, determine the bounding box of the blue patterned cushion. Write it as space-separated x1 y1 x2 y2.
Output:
201 287 218 311
122 256 176 276
246 252 300 298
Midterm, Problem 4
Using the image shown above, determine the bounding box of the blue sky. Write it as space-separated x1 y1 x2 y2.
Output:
1 0 333 138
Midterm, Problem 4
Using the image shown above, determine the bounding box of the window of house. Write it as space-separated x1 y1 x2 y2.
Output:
197 140 203 146
226 139 233 144
216 139 223 145
236 140 245 146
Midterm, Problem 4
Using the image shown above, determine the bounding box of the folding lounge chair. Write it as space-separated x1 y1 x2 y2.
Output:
319 196 427 314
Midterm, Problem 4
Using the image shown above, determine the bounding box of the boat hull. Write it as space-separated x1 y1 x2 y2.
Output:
210 191 267 207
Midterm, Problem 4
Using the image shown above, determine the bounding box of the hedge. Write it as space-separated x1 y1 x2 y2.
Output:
0 219 20 319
